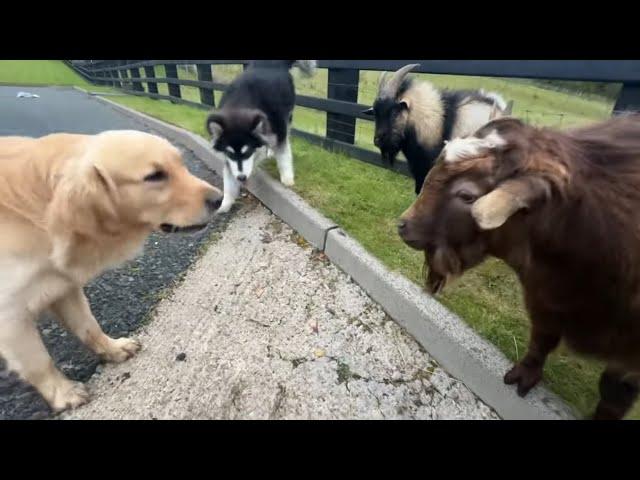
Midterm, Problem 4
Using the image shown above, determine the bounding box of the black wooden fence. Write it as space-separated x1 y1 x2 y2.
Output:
67 60 640 176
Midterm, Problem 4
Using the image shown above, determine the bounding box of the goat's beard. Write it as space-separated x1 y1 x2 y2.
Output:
380 148 400 166
423 242 489 294
423 247 462 295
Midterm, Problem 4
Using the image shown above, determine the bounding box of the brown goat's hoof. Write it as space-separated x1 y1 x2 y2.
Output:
504 363 542 397
592 405 624 421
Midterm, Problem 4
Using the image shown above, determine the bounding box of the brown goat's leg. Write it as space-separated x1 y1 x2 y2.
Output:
592 368 640 420
504 327 560 397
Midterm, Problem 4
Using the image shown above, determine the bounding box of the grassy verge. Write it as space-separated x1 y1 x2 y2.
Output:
4 61 635 418
0 60 96 87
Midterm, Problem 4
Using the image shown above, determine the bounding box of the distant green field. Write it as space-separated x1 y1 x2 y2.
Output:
2 60 634 419
0 60 93 86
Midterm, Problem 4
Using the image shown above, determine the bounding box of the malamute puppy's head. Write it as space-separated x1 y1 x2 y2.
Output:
206 108 277 184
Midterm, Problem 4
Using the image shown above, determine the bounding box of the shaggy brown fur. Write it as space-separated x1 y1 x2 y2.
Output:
398 113 640 419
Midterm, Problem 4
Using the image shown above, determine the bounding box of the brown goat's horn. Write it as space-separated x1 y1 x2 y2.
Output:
378 63 420 99
471 188 525 230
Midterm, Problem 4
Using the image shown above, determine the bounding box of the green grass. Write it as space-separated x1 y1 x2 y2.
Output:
0 60 95 87
5 61 636 418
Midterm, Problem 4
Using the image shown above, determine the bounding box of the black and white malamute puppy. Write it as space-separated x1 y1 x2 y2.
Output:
205 60 316 213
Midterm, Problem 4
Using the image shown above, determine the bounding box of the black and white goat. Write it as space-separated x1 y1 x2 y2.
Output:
363 64 509 194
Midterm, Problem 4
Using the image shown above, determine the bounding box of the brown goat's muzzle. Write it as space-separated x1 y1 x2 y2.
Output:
397 217 428 250
398 215 452 295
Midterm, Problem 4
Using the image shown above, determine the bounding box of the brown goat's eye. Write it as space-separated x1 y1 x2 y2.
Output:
144 170 168 182
457 190 477 203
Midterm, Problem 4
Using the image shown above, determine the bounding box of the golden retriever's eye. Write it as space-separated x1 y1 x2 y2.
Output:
144 170 168 182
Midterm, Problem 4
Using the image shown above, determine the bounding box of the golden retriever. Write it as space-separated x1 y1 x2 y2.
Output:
0 130 222 413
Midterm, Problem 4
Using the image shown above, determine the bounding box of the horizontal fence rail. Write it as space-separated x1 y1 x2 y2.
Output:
68 60 640 176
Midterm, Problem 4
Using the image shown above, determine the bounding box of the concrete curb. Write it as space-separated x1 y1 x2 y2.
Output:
324 229 575 420
77 87 577 420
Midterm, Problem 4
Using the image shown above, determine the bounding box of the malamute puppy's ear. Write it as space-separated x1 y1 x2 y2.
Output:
206 111 226 140
251 111 278 148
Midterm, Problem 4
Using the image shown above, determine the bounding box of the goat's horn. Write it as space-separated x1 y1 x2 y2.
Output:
379 63 420 98
471 187 526 230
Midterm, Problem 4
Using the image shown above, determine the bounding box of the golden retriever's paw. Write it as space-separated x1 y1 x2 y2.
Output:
102 337 141 363
49 381 90 413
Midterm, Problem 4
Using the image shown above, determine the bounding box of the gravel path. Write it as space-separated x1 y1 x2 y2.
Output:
64 200 498 420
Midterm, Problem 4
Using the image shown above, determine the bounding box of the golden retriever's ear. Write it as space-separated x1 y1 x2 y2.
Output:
47 164 120 237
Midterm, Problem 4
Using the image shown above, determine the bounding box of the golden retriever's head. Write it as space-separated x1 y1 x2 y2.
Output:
48 130 223 237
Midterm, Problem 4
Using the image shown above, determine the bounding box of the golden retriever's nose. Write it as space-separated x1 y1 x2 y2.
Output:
205 189 223 213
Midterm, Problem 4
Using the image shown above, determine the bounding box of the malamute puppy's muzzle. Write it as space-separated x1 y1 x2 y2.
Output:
206 108 282 213
208 108 274 184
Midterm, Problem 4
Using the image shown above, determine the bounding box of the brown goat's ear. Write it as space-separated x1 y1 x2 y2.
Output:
471 177 549 230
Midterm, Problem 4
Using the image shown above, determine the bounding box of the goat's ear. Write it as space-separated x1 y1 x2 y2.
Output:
471 176 550 230
397 100 410 111
362 107 374 116
488 103 500 120
206 112 225 140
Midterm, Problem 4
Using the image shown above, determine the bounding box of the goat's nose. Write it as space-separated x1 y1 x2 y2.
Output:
397 220 408 235
237 173 247 182
374 136 381 146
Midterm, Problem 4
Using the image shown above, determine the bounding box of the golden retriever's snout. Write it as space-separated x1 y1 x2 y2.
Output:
205 187 223 214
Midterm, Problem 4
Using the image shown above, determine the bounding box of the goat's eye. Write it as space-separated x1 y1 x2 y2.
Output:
456 190 477 203
144 170 168 182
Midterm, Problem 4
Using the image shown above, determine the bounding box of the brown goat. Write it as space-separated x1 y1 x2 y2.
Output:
398 113 640 420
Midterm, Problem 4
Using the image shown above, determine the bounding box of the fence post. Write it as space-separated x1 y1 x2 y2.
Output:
111 62 122 88
165 64 182 99
326 68 359 144
144 65 158 95
613 83 640 115
196 64 215 107
93 68 105 86
129 63 144 92
119 61 131 90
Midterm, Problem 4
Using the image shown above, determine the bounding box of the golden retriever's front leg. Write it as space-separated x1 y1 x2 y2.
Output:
50 287 141 363
0 314 89 412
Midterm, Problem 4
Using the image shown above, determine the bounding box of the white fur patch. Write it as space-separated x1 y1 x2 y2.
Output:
443 130 505 163
403 82 445 148
227 154 255 180
479 90 508 112
451 102 497 139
